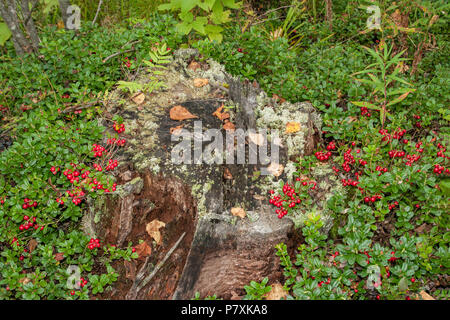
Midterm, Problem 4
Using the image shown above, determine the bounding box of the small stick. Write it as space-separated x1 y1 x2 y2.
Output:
136 232 186 292
102 49 135 63
92 0 103 25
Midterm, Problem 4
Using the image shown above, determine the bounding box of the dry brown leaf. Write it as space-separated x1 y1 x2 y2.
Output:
248 132 264 146
266 163 284 177
146 219 166 245
419 290 435 300
230 290 241 300
231 207 246 219
264 283 287 300
54 252 64 261
169 105 198 121
131 92 145 105
135 241 152 257
57 20 65 29
28 239 38 253
19 277 31 285
193 78 209 88
170 124 184 135
212 105 230 121
188 61 201 72
272 94 286 103
285 122 301 134
223 121 236 132
253 194 265 201
223 167 233 180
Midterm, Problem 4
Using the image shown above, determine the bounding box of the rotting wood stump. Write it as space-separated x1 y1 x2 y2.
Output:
82 49 334 300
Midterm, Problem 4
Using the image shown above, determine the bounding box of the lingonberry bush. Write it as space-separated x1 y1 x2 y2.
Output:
0 15 183 299
197 1 449 300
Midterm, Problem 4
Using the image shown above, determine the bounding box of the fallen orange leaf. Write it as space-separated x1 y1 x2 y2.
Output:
169 105 198 121
223 121 236 132
231 207 246 219
193 78 209 87
135 241 152 257
188 61 201 72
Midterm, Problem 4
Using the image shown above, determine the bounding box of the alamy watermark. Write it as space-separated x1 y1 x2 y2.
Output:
170 121 281 176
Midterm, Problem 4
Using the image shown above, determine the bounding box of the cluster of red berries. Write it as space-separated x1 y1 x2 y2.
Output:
19 215 44 231
360 107 372 117
342 149 356 172
268 179 318 219
359 159 367 166
375 166 388 175
87 238 101 250
413 115 421 120
315 151 332 161
123 57 132 68
50 166 60 175
436 143 448 159
364 194 382 203
79 277 88 288
107 138 126 146
326 141 336 151
66 188 85 205
22 198 38 210
332 166 340 173
62 93 70 99
404 154 421 166
0 104 8 113
388 251 399 262
388 201 399 210
379 128 406 142
341 178 359 187
433 164 446 175
92 144 106 157
113 122 125 134
105 159 119 171
63 168 90 185
93 163 103 172
317 278 332 287
388 149 406 158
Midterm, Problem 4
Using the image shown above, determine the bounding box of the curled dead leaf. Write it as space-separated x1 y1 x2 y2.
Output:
146 219 166 245
27 239 38 253
264 283 287 300
135 241 152 257
285 122 301 134
169 105 198 121
193 78 209 88
212 105 230 121
231 207 246 219
419 290 435 300
223 120 235 132
266 162 284 177
131 92 145 105
188 61 201 72
223 167 233 180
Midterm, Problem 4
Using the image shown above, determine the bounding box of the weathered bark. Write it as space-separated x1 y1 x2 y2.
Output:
0 0 33 55
20 0 40 51
58 0 70 28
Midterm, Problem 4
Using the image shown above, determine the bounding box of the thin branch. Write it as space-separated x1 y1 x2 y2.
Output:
137 232 186 292
92 0 103 25
102 49 135 63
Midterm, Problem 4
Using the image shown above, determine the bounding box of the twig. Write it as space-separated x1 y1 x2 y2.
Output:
61 100 101 114
92 0 103 25
102 49 135 63
136 232 186 292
